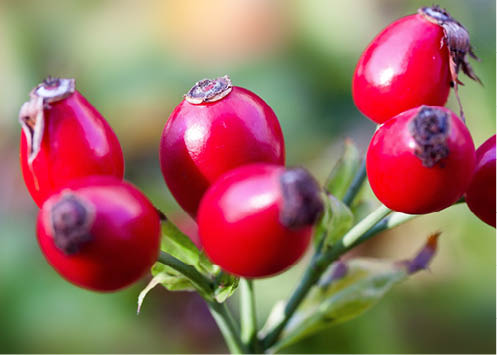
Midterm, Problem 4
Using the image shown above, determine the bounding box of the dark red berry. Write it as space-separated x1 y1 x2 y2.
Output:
465 135 496 228
19 77 124 207
37 176 160 292
366 106 476 214
197 164 323 278
159 76 285 217
352 6 479 123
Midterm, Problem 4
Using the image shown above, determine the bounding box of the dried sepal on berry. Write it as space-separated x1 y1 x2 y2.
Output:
18 77 76 164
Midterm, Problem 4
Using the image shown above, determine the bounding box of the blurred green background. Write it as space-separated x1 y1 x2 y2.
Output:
0 0 495 353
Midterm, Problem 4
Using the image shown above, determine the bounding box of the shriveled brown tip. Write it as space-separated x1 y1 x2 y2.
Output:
185 75 232 104
419 5 481 120
409 106 450 168
406 232 441 274
31 77 75 103
419 6 481 85
19 77 75 164
279 167 324 229
50 192 94 255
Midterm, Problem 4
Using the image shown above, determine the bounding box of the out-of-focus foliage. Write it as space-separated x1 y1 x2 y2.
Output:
0 0 494 353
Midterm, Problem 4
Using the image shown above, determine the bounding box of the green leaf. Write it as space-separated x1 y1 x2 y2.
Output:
325 139 361 199
271 234 440 352
158 221 240 302
160 221 217 275
151 262 196 291
161 220 201 267
214 272 240 303
314 194 354 249
259 301 286 338
271 259 406 351
137 262 196 314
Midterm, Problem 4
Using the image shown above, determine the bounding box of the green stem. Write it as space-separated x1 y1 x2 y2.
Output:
208 301 248 354
240 279 259 352
157 252 247 353
157 251 213 298
262 205 392 349
342 159 367 206
262 254 324 349
336 205 391 249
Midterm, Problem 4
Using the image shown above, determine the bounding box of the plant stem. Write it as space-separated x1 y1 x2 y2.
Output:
157 251 214 298
262 253 324 349
240 279 259 352
262 204 392 349
208 300 249 354
157 251 248 353
342 159 367 206
339 204 391 248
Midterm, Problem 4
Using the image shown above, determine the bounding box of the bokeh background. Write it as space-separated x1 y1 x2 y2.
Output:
0 0 495 353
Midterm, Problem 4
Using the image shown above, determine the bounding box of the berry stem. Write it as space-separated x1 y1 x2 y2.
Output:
240 279 260 352
342 159 367 206
207 300 249 354
157 251 248 353
158 251 214 298
262 204 392 349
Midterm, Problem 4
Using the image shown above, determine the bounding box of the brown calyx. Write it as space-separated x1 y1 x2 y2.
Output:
409 106 450 168
185 75 232 104
419 6 481 121
19 77 76 165
279 168 324 229
419 6 481 86
50 192 94 255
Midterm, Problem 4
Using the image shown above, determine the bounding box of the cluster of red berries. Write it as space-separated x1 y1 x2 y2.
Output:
18 5 494 293
352 6 495 226
19 75 324 288
159 75 323 278
19 77 161 291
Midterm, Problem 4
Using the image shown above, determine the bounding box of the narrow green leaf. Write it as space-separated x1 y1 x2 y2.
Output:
137 272 169 314
161 221 201 267
271 234 440 352
198 250 218 275
160 221 217 276
272 259 406 351
315 195 354 249
137 262 197 314
154 220 240 302
325 139 361 199
259 301 286 338
151 262 196 291
214 272 240 303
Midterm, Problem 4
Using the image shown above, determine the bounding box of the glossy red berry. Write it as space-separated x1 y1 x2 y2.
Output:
352 6 480 123
20 77 124 207
366 106 476 214
37 176 160 291
159 76 285 217
465 135 496 228
197 164 323 278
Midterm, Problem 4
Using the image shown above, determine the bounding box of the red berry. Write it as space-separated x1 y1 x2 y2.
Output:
19 77 124 207
36 176 160 291
352 6 480 123
197 164 323 278
159 76 285 217
366 106 476 214
465 135 496 228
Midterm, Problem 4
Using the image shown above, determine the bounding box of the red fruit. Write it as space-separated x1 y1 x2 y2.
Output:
197 164 323 278
366 106 476 214
37 176 161 291
352 6 480 123
465 135 496 227
159 76 285 217
19 77 124 207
